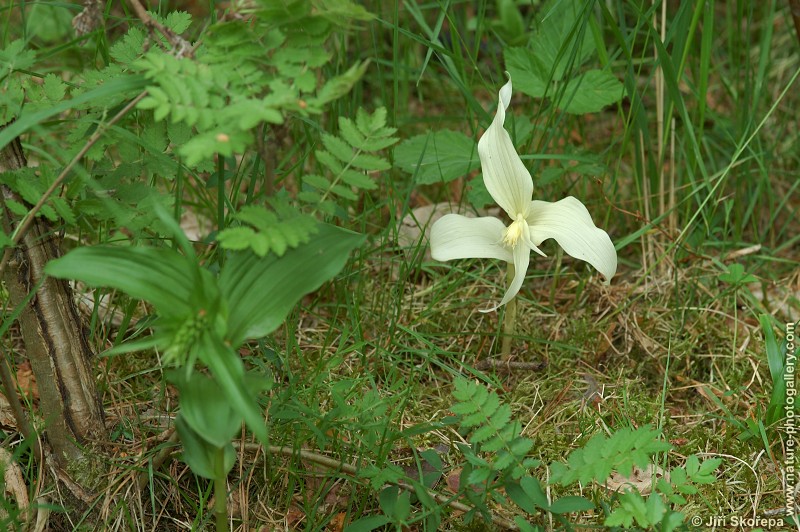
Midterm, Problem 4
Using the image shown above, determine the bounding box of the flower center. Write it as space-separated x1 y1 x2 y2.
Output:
502 214 527 248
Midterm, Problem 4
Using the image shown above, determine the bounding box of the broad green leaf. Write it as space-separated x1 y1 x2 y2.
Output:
170 372 242 448
513 517 542 532
643 493 667 526
532 0 595 80
560 69 624 114
506 477 548 513
549 495 594 514
175 415 236 480
219 223 365 346
344 515 391 532
197 332 268 443
759 314 783 382
466 174 493 210
505 47 550 98
719 263 758 285
0 231 13 250
495 0 526 45
45 246 197 318
393 130 480 184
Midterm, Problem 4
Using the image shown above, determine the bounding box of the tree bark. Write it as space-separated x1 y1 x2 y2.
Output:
0 128 106 475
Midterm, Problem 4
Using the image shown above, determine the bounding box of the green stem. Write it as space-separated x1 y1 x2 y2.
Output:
501 263 517 358
214 448 227 532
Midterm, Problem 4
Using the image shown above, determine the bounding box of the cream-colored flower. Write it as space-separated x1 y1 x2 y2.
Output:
430 78 617 312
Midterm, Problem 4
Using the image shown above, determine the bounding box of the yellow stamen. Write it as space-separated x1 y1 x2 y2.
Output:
502 214 526 247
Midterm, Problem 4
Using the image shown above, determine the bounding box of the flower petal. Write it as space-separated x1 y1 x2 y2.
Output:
430 214 512 263
527 196 617 283
481 241 531 312
477 78 533 218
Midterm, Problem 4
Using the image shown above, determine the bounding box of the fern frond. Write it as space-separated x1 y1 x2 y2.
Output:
300 107 397 217
0 168 76 225
451 378 538 482
216 201 318 257
550 425 671 486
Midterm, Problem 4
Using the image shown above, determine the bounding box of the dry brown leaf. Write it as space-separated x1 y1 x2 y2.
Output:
285 505 305 529
397 203 468 260
445 468 462 493
181 209 213 242
396 203 501 260
0 393 17 428
326 512 346 532
0 447 29 512
604 464 668 495
16 360 38 401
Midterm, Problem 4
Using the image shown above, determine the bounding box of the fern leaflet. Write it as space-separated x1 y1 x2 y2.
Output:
216 200 318 257
300 108 397 216
451 378 539 483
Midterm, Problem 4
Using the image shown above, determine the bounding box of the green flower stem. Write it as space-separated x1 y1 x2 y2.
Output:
501 263 517 358
214 448 227 532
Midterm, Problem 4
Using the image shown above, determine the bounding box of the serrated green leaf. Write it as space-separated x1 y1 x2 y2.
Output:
302 174 330 191
316 149 344 173
532 0 595 80
493 451 516 471
110 27 146 64
312 60 369 106
42 74 67 101
0 40 37 75
329 183 358 200
467 173 493 210
350 153 390 171
472 412 510 443
393 130 479 184
250 233 270 257
321 133 354 163
297 190 322 203
338 117 366 149
505 47 550 99
560 69 624 114
340 169 377 190
163 11 192 33
234 205 277 231
466 466 493 485
317 200 337 216
217 226 257 251
39 204 58 222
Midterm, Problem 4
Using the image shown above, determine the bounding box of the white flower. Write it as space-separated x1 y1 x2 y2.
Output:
430 78 617 312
